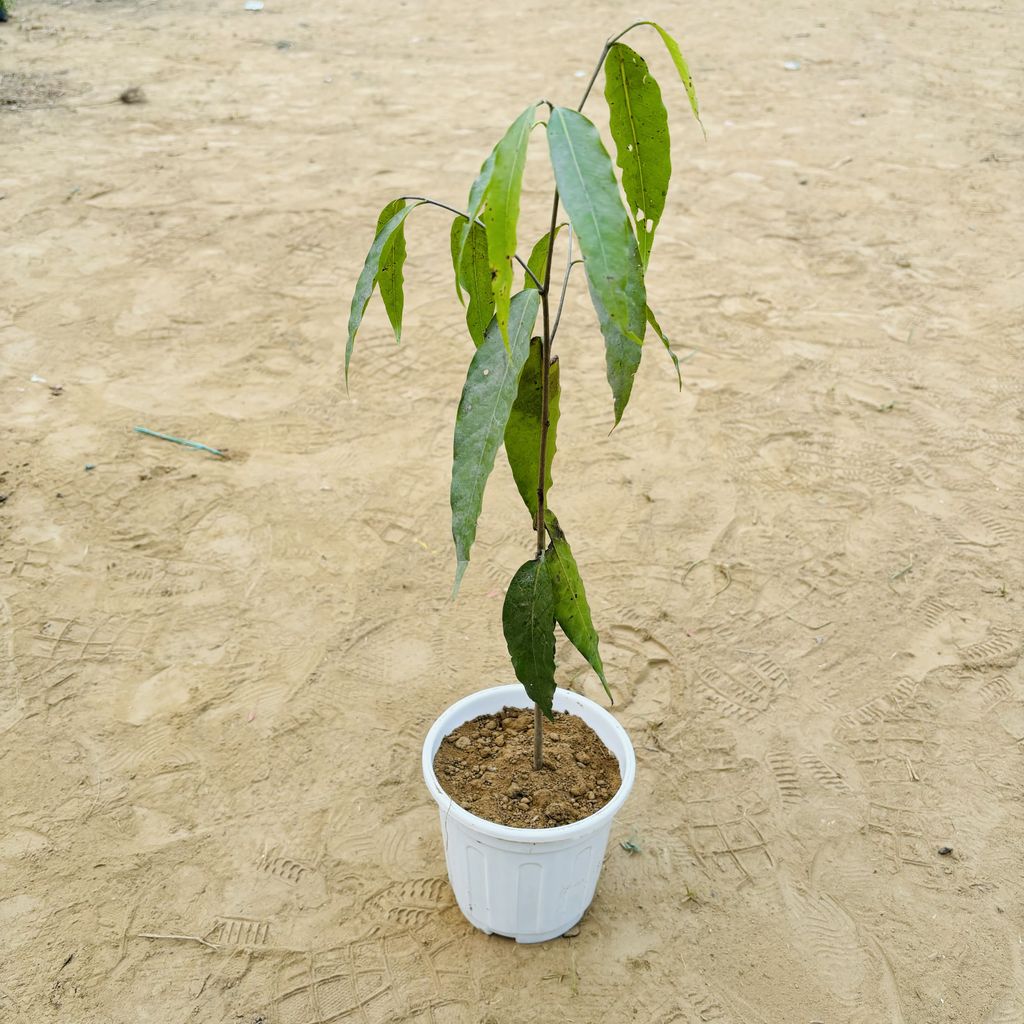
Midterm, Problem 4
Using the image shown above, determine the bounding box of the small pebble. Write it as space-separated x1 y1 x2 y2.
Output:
493 734 505 747
938 846 953 856
455 736 471 750
587 791 596 801
569 783 585 798
562 925 581 938
576 753 590 765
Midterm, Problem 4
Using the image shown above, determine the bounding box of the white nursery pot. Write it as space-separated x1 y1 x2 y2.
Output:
422 683 636 944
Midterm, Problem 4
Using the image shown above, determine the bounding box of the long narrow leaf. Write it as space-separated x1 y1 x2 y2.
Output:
544 511 610 702
502 555 556 719
450 215 495 347
646 305 683 390
604 43 671 269
451 289 541 593
482 104 536 346
586 274 644 427
547 105 647 423
639 21 704 134
375 198 410 342
504 339 559 520
346 200 419 385
524 225 563 291
454 149 496 302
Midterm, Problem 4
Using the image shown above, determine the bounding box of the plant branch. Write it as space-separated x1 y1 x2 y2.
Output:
549 232 579 345
397 195 544 290
575 22 645 113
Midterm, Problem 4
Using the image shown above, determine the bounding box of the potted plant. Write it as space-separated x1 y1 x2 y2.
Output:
346 20 702 943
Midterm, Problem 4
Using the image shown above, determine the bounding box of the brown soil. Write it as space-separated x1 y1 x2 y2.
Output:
432 707 622 828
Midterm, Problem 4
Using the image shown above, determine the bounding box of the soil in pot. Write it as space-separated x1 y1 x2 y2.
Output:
432 705 622 828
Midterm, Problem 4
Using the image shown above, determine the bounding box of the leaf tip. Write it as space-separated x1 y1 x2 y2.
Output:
451 560 469 600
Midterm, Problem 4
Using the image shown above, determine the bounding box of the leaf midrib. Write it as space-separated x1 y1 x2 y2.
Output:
553 109 611 281
614 50 651 254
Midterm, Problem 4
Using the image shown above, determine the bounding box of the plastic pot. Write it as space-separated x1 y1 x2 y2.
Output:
422 683 636 944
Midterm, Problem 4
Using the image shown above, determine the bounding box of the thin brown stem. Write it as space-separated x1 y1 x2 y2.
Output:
531 191 560 771
397 195 543 289
529 25 643 769
575 22 645 112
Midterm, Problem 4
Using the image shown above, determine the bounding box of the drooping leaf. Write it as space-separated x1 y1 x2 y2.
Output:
547 105 647 422
482 104 536 346
346 200 419 385
375 198 410 342
502 554 556 718
639 21 704 134
586 274 644 427
646 305 683 390
451 289 541 593
450 215 495 347
504 338 559 521
544 511 610 702
604 43 671 269
454 149 497 302
524 224 563 291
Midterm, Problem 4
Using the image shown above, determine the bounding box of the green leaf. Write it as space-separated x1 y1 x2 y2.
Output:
604 43 671 269
639 21 704 135
450 216 495 347
504 338 559 520
646 305 683 390
346 200 419 385
375 198 410 343
482 104 536 346
451 289 541 592
524 225 563 291
502 554 556 718
547 105 647 422
544 511 610 702
454 149 497 303
586 274 644 427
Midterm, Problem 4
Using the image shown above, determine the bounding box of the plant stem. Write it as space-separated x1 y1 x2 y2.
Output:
529 26 646 769
531 189 561 771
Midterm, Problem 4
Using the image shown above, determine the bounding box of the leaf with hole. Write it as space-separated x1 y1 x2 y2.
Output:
604 42 671 269
502 554 556 719
450 289 541 593
504 338 559 520
638 20 703 132
547 105 646 422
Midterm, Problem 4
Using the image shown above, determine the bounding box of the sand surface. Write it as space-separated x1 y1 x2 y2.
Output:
2 1 1023 1021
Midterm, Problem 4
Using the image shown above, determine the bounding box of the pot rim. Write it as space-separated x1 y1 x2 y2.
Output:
422 683 636 844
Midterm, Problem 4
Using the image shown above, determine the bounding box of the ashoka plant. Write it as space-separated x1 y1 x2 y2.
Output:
346 21 702 769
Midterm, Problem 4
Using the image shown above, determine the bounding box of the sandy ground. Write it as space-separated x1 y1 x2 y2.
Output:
2 0 1023 1020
